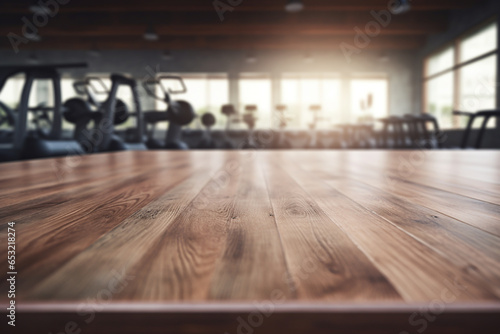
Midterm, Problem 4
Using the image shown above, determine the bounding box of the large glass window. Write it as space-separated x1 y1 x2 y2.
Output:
280 73 341 129
425 73 454 129
350 77 389 123
458 55 497 128
427 47 455 77
460 22 497 63
424 21 498 129
239 73 272 129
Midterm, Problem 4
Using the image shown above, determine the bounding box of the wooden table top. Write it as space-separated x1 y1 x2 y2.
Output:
1 150 499 333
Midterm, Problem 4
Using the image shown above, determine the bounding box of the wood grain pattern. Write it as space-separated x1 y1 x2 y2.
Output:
0 150 499 333
263 156 401 301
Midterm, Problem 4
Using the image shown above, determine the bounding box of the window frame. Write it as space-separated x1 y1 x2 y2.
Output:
422 17 498 129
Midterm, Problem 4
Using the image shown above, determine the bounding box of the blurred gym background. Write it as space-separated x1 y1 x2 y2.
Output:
1 0 499 162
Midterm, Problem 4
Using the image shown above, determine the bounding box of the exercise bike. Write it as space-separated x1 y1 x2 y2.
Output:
196 112 217 149
142 75 195 150
306 104 329 149
269 104 292 149
220 104 237 149
63 74 147 153
241 105 259 149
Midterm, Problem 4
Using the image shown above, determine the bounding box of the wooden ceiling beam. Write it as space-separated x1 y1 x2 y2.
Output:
0 10 448 26
0 35 426 51
0 0 478 13
0 20 446 37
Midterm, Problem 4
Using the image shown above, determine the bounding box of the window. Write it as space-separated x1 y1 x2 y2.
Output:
281 73 341 129
427 47 455 77
239 73 272 129
0 75 77 131
0 75 25 131
156 73 229 129
350 77 389 124
0 75 25 110
424 21 498 129
426 73 454 129
460 22 497 63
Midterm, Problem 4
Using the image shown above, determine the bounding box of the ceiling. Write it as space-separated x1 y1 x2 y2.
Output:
0 0 481 51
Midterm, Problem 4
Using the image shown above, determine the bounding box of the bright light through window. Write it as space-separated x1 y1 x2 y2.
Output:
460 22 497 63
281 74 341 129
350 78 389 123
0 75 25 109
458 54 497 128
239 74 272 129
425 73 454 129
427 47 454 77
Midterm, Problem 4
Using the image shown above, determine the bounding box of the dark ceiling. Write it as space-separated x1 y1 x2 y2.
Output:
0 0 481 51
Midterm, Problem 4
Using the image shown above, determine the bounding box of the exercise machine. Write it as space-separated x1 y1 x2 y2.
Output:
64 74 148 152
241 105 259 149
142 75 195 150
306 104 324 148
196 112 217 149
0 63 86 162
220 104 237 149
64 77 122 146
268 104 292 149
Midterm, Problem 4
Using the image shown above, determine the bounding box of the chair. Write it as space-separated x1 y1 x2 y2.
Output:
378 116 410 149
453 110 500 149
336 124 375 149
404 113 442 149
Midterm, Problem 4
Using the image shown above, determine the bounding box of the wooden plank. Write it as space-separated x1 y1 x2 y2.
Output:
325 178 500 298
0 35 427 51
0 151 180 197
298 151 500 237
24 154 239 301
262 155 402 301
0 23 444 37
1 0 479 13
279 153 499 302
0 152 185 206
0 154 213 297
207 156 292 300
0 153 186 224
